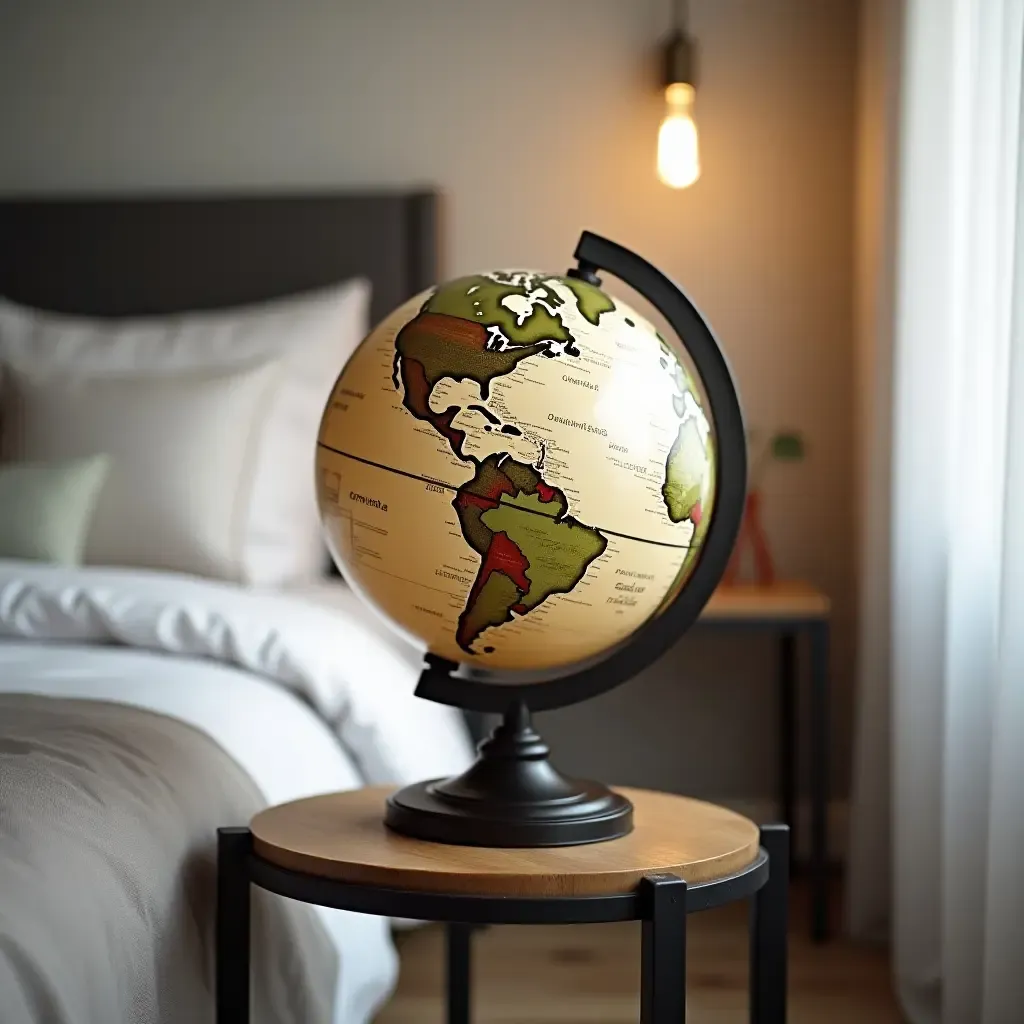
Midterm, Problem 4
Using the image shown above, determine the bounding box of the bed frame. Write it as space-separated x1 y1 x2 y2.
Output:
0 191 438 325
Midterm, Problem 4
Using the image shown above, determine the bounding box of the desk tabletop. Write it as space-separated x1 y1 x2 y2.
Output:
700 580 830 622
251 786 760 897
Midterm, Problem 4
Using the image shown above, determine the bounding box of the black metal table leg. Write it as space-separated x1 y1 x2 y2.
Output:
777 631 797 869
640 874 687 1024
216 827 252 1024
446 923 472 1024
808 622 830 941
750 824 789 1023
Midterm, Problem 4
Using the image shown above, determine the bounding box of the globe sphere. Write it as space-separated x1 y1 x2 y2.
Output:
316 270 716 673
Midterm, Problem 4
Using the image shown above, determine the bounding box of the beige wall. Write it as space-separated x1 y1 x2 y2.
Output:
0 0 859 803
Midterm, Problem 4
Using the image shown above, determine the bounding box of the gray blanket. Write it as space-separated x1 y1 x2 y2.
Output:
0 695 337 1024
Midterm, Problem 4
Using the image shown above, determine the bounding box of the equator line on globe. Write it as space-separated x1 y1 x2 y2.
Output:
316 268 717 673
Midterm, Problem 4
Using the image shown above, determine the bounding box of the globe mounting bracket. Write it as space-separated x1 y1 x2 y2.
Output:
566 259 603 287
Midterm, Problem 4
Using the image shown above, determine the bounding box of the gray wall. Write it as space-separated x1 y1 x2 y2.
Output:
0 0 859 806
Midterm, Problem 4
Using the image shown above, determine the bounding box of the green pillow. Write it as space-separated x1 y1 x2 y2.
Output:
0 455 111 565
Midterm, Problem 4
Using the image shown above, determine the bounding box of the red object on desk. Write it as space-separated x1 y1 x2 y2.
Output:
723 490 775 585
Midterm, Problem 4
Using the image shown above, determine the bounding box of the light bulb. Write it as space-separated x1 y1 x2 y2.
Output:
657 82 700 189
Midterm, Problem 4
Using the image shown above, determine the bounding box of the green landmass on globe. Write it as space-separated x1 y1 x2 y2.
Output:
663 416 707 524
390 272 706 655
453 453 607 654
425 272 615 346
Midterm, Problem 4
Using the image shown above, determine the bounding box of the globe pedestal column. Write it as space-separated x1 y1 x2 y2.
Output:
385 700 634 847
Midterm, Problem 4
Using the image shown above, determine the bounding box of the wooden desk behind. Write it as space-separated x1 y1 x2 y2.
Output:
702 580 831 622
698 579 831 941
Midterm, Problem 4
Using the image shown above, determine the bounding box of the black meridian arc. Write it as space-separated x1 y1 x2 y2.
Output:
414 230 747 714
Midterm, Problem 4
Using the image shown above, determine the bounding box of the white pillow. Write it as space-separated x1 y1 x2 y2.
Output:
2 362 279 580
0 280 370 585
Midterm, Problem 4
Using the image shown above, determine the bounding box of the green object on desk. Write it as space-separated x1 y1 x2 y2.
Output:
747 428 806 487
770 432 805 461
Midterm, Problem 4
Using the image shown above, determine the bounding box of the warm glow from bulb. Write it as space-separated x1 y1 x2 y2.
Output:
657 82 700 189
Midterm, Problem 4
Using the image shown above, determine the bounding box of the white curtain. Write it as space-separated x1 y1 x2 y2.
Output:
848 0 1024 1022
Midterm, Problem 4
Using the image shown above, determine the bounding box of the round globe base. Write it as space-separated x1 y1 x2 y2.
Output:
385 778 633 848
384 700 634 847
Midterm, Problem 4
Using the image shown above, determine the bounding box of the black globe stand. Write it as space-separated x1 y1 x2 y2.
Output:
385 232 747 849
385 697 633 847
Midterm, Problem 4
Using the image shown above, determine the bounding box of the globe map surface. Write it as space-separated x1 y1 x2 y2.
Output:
316 271 717 673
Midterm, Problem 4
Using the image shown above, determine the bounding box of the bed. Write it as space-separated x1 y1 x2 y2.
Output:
0 192 475 1024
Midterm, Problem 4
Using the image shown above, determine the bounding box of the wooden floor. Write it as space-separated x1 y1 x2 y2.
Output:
376 881 902 1023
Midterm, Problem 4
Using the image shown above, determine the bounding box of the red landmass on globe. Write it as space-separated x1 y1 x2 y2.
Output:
455 491 497 514
455 531 530 650
410 311 489 351
457 469 517 511
399 357 467 457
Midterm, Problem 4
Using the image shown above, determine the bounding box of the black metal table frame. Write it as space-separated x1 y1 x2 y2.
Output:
215 824 789 1024
698 614 829 942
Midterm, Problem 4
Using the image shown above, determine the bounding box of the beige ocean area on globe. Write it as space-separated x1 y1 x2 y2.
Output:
316 270 716 673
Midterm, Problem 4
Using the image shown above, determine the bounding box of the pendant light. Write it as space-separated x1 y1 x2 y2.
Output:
657 0 701 188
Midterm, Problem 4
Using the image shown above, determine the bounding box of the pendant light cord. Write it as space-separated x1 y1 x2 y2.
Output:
674 0 689 32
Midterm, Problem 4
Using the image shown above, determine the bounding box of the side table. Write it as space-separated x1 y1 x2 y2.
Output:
216 786 790 1023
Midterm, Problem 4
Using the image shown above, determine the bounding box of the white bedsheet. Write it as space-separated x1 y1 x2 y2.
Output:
0 561 476 1024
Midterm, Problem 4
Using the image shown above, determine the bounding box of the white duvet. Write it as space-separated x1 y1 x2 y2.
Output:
0 560 476 1024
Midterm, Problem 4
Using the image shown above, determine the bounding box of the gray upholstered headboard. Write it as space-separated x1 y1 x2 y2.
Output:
0 190 439 573
0 191 438 325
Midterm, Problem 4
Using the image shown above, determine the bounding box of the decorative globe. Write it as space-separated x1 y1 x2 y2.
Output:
316 270 717 673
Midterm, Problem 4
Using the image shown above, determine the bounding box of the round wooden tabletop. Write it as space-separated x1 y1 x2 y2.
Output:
250 786 760 897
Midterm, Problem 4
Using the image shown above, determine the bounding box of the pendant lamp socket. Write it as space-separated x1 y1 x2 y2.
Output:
663 29 698 89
